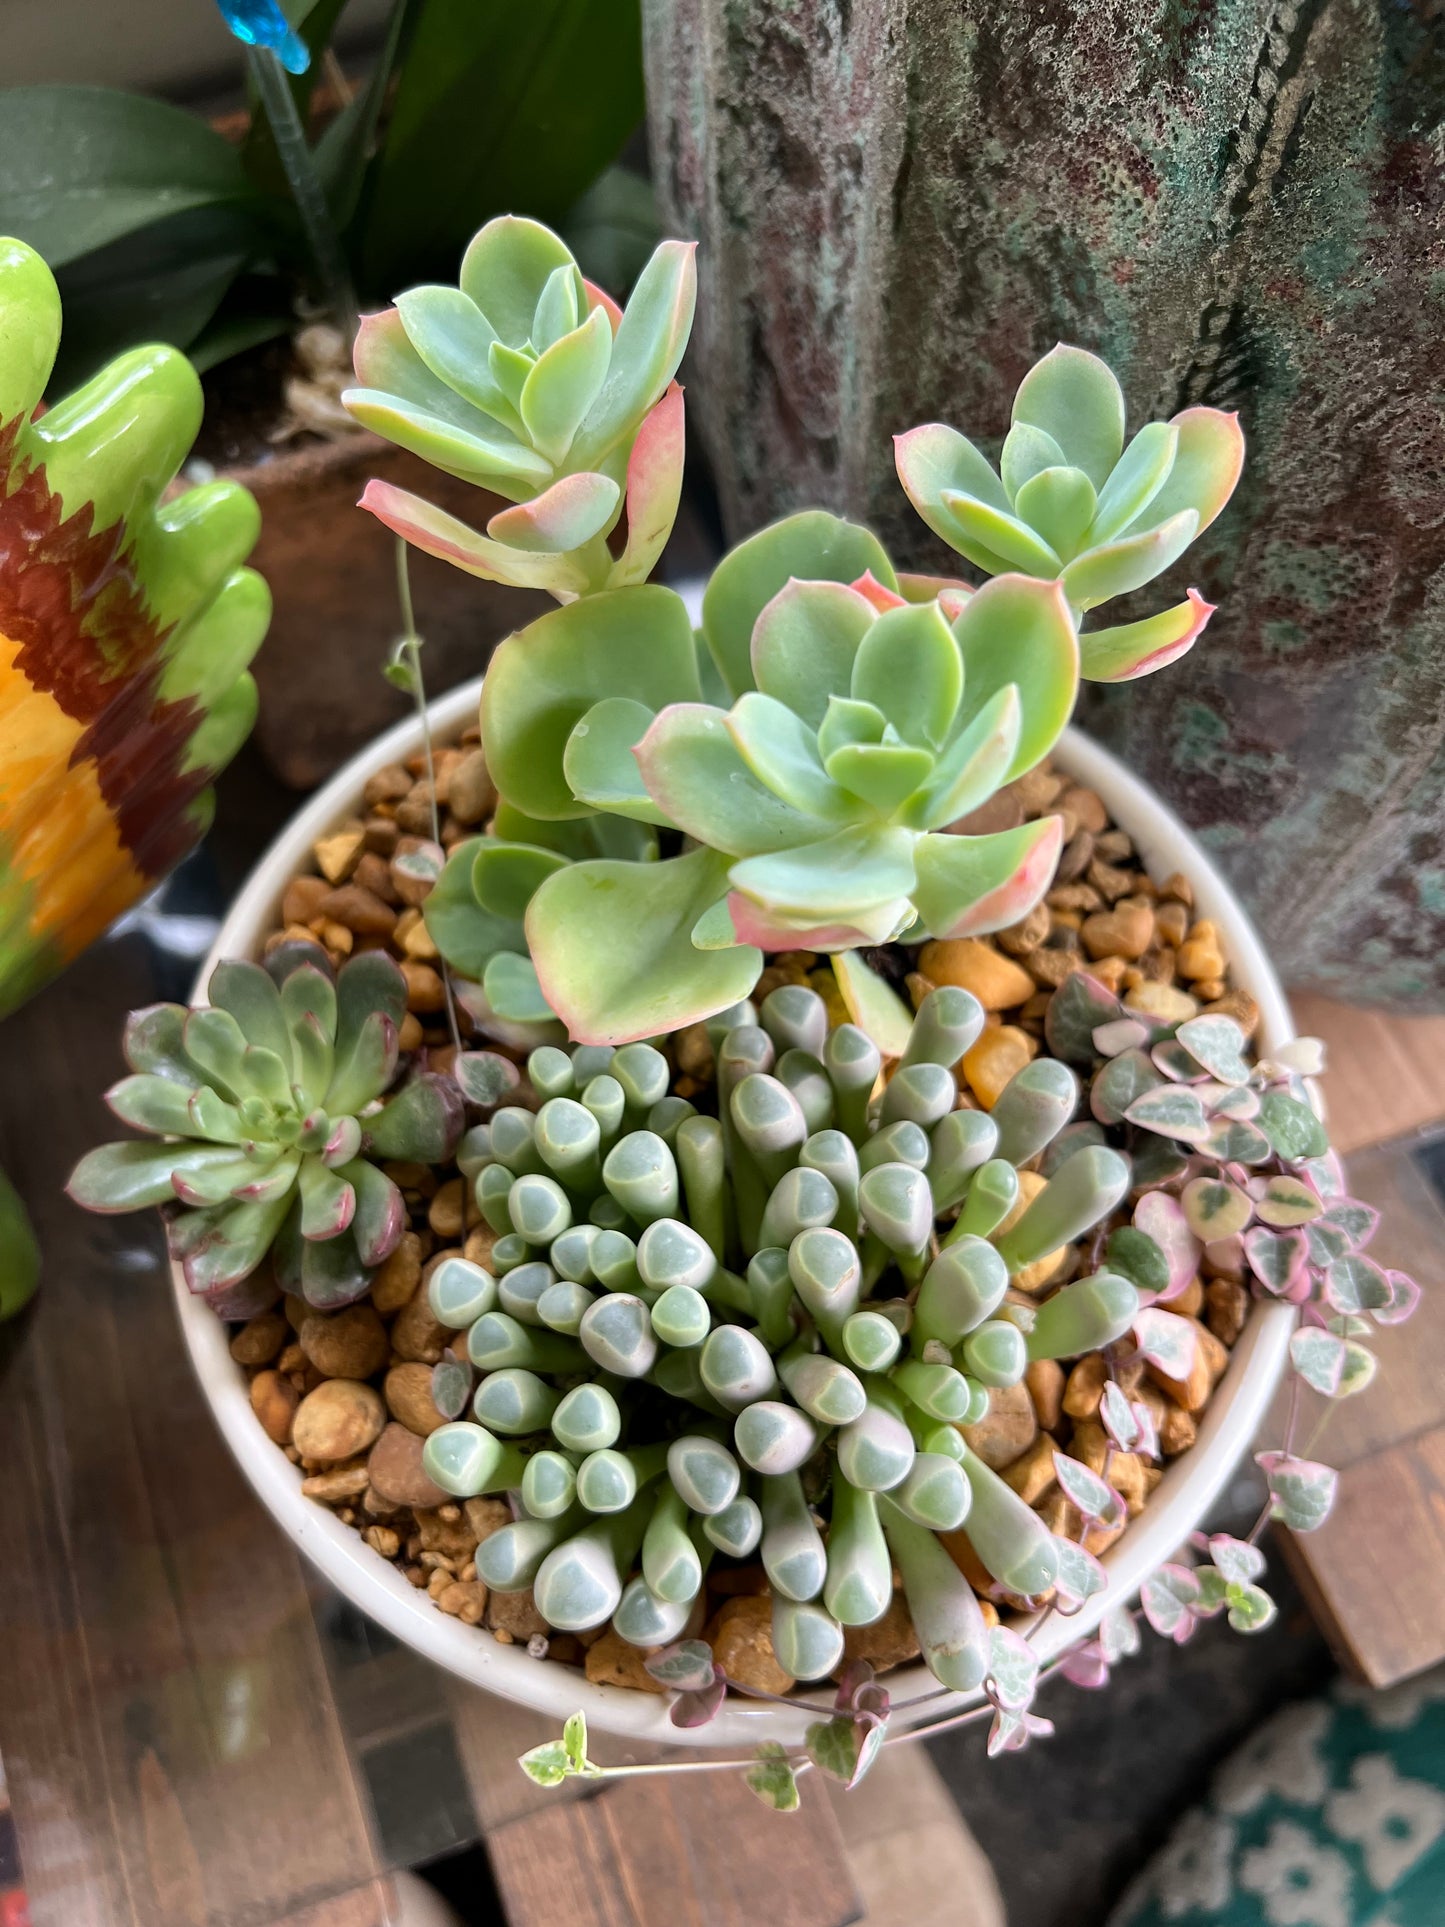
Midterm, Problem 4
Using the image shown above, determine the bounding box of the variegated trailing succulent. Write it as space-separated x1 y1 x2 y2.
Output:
67 948 463 1314
348 218 1243 1049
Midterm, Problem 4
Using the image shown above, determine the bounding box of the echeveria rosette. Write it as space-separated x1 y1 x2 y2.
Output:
0 237 269 1021
894 345 1244 682
67 950 463 1313
419 983 1140 1686
346 217 695 602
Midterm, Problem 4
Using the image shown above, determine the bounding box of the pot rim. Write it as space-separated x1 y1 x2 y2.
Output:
173 677 1296 1748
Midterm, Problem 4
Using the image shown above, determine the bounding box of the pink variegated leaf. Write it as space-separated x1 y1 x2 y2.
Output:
1051 1536 1108 1612
1140 1564 1201 1643
486 470 621 554
1078 588 1216 682
1374 1269 1422 1327
1324 1253 1392 1315
1100 1380 1141 1451
1058 1640 1111 1689
1322 1198 1380 1250
1134 1191 1202 1302
1255 1452 1338 1533
607 382 685 589
1095 1017 1151 1057
1053 1451 1126 1529
670 1677 728 1728
1290 1325 1346 1397
1243 1224 1309 1298
1152 1037 1207 1081
645 1641 718 1691
987 1708 1055 1756
1133 1307 1197 1380
1130 1397 1161 1463
1099 1604 1142 1664
1124 1084 1212 1143
1207 1534 1266 1586
986 1626 1041 1712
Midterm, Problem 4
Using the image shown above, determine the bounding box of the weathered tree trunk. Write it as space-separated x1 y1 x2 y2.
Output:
643 0 1445 1008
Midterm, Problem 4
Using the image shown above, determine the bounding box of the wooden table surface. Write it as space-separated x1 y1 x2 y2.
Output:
1 931 1441 1926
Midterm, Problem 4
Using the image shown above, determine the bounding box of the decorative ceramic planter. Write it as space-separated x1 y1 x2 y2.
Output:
172 677 1297 1746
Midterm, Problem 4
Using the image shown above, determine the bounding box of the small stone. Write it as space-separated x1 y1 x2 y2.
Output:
1062 1353 1108 1420
302 1465 371 1502
1148 1319 1229 1413
1154 900 1190 948
1203 989 1260 1038
367 1422 448 1509
582 1628 668 1691
463 1224 500 1269
1081 902 1155 961
316 918 353 958
282 874 331 926
1059 785 1108 833
293 1379 386 1460
299 1304 390 1380
396 782 438 837
437 1580 489 1625
675 1023 715 1078
364 764 414 808
962 1380 1037 1470
961 1025 1037 1108
1053 829 1096 885
1159 871 1194 907
372 1232 423 1314
1160 1404 1198 1455
1087 858 1136 904
391 1287 450 1364
1091 955 1129 992
353 851 401 904
428 1179 467 1239
918 938 1036 1011
401 961 447 1014
364 1525 402 1559
398 1013 425 1052
1193 977 1226 1002
706 1595 795 1695
364 815 401 857
1025 1358 1065 1430
995 902 1051 957
1177 919 1225 982
1026 945 1080 989
464 1497 512 1546
1014 765 1064 814
250 1369 299 1445
1047 882 1102 914
1071 1422 1150 1517
414 1508 479 1560
1173 1276 1204 1317
840 1592 922 1673
1205 1278 1250 1347
278 1340 306 1375
319 884 396 937
1094 830 1132 863
1124 981 1199 1024
488 1589 550 1639
447 750 496 826
949 789 1025 836
1001 1434 1058 1506
314 829 366 884
398 913 440 963
385 1362 447 1436
230 1310 289 1366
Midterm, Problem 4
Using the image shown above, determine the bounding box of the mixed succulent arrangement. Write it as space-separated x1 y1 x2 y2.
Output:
58 209 1422 1806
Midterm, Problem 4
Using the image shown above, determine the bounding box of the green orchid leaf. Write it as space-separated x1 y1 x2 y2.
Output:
702 510 898 700
573 239 696 466
1011 345 1125 490
528 848 762 1045
481 583 701 819
635 704 837 856
950 575 1079 780
726 692 857 823
520 304 613 463
824 741 936 815
1088 420 1178 545
486 472 621 555
912 817 1063 939
906 685 1021 830
938 490 1063 577
1060 509 1200 613
1078 590 1215 683
1000 421 1068 502
751 578 876 727
393 285 516 427
1012 466 1097 562
850 599 962 751
563 697 672 823
1143 407 1246 536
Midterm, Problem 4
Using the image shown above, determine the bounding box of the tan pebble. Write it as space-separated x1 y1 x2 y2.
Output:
1124 980 1198 1024
385 1362 447 1436
414 1507 480 1561
282 874 331 926
391 1286 450 1364
396 1013 423 1052
314 829 366 884
436 1580 489 1625
1050 908 1083 934
1025 1358 1065 1430
463 1224 500 1270
993 1171 1064 1292
1013 764 1064 814
464 1496 512 1545
1160 1403 1198 1456
316 919 353 957
367 1422 448 1509
840 1592 921 1673
277 1340 306 1375
1177 920 1225 982
401 917 440 963
404 1566 427 1588
1001 1435 1058 1506
1147 1320 1229 1413
1026 946 1079 990
1059 785 1108 833
352 851 400 904
919 938 1035 1012
399 961 445 1015
583 1628 669 1692
674 1023 715 1078
1091 955 1129 992
1159 871 1194 907
1086 858 1136 904
250 1369 299 1445
395 783 438 837
428 1179 467 1240
1173 1276 1205 1318
488 1589 550 1639
938 1528 992 1594
364 764 414 808
1053 829 1095 885
391 837 445 909
301 1465 371 1502
1081 902 1154 961
995 902 1051 957
300 1304 390 1380
1048 882 1102 914
705 1595 795 1695
1193 977 1226 1002
293 1379 386 1460
1154 900 1190 948
364 814 401 857
1093 829 1132 863
426 1567 451 1599
1205 1278 1250 1346
961 1380 1038 1470
1203 989 1260 1038
1063 1353 1108 1420
962 1025 1037 1108
447 750 496 826
319 884 396 937
364 1525 401 1559
372 1231 423 1314
949 789 1025 836
230 1309 289 1367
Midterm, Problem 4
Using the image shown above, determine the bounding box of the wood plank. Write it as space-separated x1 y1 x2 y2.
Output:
0 940 384 1927
1280 1427 1445 1687
1291 993 1445 1153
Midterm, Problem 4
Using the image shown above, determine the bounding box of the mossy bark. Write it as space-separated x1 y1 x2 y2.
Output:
643 0 1445 1007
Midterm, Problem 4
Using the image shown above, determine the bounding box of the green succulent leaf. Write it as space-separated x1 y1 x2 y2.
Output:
1011 345 1125 490
528 848 763 1045
1012 466 1097 562
850 599 962 752
1078 591 1215 684
105 1073 201 1137
750 578 876 728
637 704 839 857
460 215 579 345
392 285 517 426
563 697 671 823
937 491 1063 577
727 826 917 931
424 837 528 980
358 480 596 597
605 382 685 590
1089 420 1179 545
905 685 1021 830
1060 509 1200 613
573 239 696 466
484 952 557 1024
1000 422 1068 501
949 575 1078 782
911 817 1063 940
486 471 621 554
520 304 613 464
726 693 857 824
893 422 1013 561
343 389 552 498
1143 407 1246 536
824 741 936 815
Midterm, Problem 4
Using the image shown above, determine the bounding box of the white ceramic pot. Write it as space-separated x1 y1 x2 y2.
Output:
173 678 1297 1748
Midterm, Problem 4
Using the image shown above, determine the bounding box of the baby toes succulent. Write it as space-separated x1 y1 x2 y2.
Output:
67 949 463 1309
